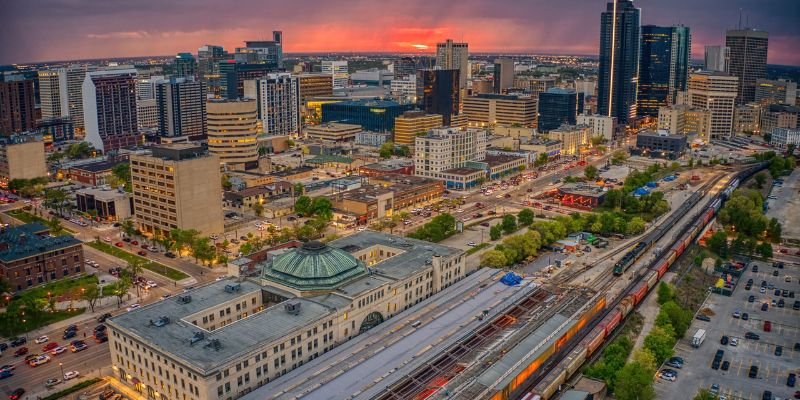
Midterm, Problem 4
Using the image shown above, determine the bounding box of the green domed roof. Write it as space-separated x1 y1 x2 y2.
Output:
261 241 368 291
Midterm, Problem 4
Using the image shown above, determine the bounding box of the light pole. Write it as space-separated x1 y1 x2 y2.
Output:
59 362 64 379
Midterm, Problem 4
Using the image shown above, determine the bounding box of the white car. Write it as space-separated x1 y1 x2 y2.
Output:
34 335 49 344
357 227 366 232
50 346 67 355
102 237 112 243
63 370 80 380
467 242 477 247
146 280 157 288
126 304 141 312
29 355 51 366
730 337 738 346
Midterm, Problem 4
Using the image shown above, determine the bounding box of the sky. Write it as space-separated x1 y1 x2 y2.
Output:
1 0 799 66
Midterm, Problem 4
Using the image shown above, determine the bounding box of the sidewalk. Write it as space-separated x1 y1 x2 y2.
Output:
630 271 677 357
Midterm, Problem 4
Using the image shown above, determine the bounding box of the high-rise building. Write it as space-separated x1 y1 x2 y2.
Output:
516 76 557 98
493 58 515 94
173 53 197 77
414 127 488 186
704 45 729 73
82 69 139 152
297 74 334 105
321 61 348 89
38 69 69 120
416 69 460 125
234 32 283 68
156 76 207 139
755 79 797 106
577 114 618 142
219 61 272 100
726 29 768 104
760 104 799 134
322 99 413 132
0 74 37 135
65 65 98 130
686 71 738 140
436 39 469 90
733 103 762 135
393 57 417 79
538 88 585 132
0 134 48 183
597 0 641 124
136 99 158 130
462 94 537 128
390 75 417 102
251 73 301 137
198 45 227 97
657 104 712 142
206 99 259 170
131 143 224 237
637 25 691 117
547 125 591 155
393 111 444 147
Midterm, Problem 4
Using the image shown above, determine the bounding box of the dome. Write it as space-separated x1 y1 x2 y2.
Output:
261 241 368 291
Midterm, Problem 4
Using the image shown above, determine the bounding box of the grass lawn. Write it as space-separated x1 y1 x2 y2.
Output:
0 308 85 337
42 377 103 400
16 274 99 303
5 209 75 233
466 242 490 255
86 241 189 281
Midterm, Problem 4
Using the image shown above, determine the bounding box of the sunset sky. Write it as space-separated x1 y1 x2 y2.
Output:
1 0 798 65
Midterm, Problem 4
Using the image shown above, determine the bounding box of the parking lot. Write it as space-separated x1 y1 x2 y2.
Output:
655 259 800 400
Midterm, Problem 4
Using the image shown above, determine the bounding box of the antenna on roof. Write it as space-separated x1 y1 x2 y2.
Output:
738 8 743 29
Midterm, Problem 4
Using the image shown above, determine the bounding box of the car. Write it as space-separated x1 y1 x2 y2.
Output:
126 303 141 312
732 310 741 319
64 324 77 333
742 313 749 321
773 270 780 276
0 365 14 373
146 280 157 288
768 283 774 289
70 343 87 353
137 250 147 256
665 357 684 369
711 359 721 370
760 287 767 293
696 315 711 322
745 332 760 340
357 226 366 232
720 335 729 345
795 300 800 310
748 295 755 302
784 289 790 297
130 240 139 245
761 303 769 311
9 388 24 400
788 276 793 283
9 337 25 347
730 337 738 346
753 265 759 273
764 320 772 332
102 237 112 242
94 324 106 333
480 222 490 227
24 354 38 362
710 384 720 395
63 370 80 380
94 335 108 343
778 299 785 308
467 241 477 247
721 360 730 371
658 370 677 382
775 289 782 296
34 336 49 344
45 377 61 387
29 354 51 366
761 280 767 287
97 313 112 323
13 347 28 357
165 251 177 258
140 243 149 249
122 237 131 242
776 345 783 356
750 365 759 378
788 373 797 387
50 346 66 355
42 342 59 352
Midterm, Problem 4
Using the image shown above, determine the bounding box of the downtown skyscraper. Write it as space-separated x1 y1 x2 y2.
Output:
726 28 768 104
637 25 691 117
436 39 469 90
597 0 641 125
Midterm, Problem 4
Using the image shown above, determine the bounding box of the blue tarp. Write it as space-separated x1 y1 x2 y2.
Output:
646 181 658 188
662 175 677 182
633 187 650 197
500 272 523 286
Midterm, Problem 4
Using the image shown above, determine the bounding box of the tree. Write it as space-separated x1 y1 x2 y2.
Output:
489 225 503 240
113 275 132 308
311 197 333 220
127 260 144 298
480 250 508 268
111 162 131 191
787 143 797 156
517 208 534 226
46 216 65 235
706 231 729 257
657 282 675 305
379 141 395 159
534 153 549 167
44 188 69 216
47 151 66 170
615 361 656 400
767 217 782 242
694 389 718 400
191 238 216 266
221 174 233 191
626 217 646 235
644 325 676 363
590 135 606 146
294 196 312 216
66 142 95 159
661 301 693 339
584 165 599 180
756 241 773 258
293 183 305 197
501 214 517 234
81 284 102 313
251 202 265 217
501 231 542 263
395 145 411 157
120 219 137 238
754 172 767 189
612 150 628 165
631 348 658 371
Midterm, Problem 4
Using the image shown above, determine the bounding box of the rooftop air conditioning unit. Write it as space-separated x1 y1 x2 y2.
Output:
284 302 302 315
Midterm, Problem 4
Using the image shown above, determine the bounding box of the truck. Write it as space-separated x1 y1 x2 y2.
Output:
691 329 706 348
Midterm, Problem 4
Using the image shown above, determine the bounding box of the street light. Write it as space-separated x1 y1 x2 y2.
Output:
59 362 64 379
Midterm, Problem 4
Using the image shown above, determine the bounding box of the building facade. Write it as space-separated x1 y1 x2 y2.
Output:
198 45 227 98
67 160 116 187
235 33 283 67
0 136 47 184
686 71 738 140
255 73 301 137
304 123 361 143
577 114 618 143
436 39 469 90
657 104 711 142
0 74 36 135
733 103 762 135
704 45 729 73
136 98 158 130
597 0 641 124
755 79 797 106
207 99 259 169
726 29 768 104
637 25 691 117
131 144 224 237
493 58 515 94
393 111 443 147
416 69 460 126
38 69 69 120
538 88 585 132
0 223 84 292
414 128 489 190
770 127 800 150
462 94 537 129
632 130 687 159
219 62 272 100
321 61 348 89
547 125 591 156
83 69 140 152
322 99 413 133
156 76 207 139
76 187 133 221
355 131 391 147
761 104 799 134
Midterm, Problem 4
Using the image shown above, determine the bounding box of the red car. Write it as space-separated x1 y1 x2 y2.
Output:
42 342 59 352
780 248 788 254
13 347 27 357
115 242 124 247
131 240 139 245
9 388 24 400
137 250 147 256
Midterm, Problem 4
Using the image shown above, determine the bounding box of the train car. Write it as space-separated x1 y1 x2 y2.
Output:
519 393 541 400
532 369 566 400
564 347 588 375
618 297 635 317
582 326 606 356
653 259 669 278
631 282 649 304
645 270 659 290
600 310 622 335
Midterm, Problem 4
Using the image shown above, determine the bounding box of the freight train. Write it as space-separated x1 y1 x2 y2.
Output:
612 174 742 276
519 163 765 400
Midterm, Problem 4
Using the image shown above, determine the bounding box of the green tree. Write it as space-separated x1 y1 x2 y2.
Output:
294 196 312 216
644 325 676 363
395 145 411 157
517 208 534 226
501 231 542 263
66 142 95 159
191 238 216 266
657 282 675 305
615 361 656 400
756 241 773 258
693 389 718 400
590 135 606 146
44 188 69 216
489 225 503 240
111 162 131 191
127 259 145 298
754 172 767 189
631 348 658 371
612 150 628 165
534 153 549 167
480 250 508 268
113 274 132 308
767 217 782 242
501 214 517 234
251 202 265 217
221 174 233 191
706 231 729 257
120 219 137 238
293 182 305 197
626 217 646 235
311 197 333 220
661 301 693 339
46 216 65 235
787 143 796 156
584 165 599 180
379 141 395 158
47 151 66 170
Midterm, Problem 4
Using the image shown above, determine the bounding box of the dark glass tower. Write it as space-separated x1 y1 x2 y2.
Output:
416 69 460 125
598 0 641 125
173 53 197 78
537 88 585 132
726 29 768 104
638 25 691 117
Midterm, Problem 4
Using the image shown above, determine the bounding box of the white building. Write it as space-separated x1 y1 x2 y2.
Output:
547 125 591 156
135 75 164 101
576 114 616 143
436 39 469 89
770 128 800 149
355 131 391 147
38 69 68 119
414 128 489 190
704 45 729 73
136 98 158 130
321 61 348 89
657 104 712 143
390 75 417 102
686 71 738 140
246 73 301 137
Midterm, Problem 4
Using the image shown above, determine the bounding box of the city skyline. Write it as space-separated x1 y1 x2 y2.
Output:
1 0 799 65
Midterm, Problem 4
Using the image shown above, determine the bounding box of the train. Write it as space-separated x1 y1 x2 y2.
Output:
612 175 742 276
521 163 766 400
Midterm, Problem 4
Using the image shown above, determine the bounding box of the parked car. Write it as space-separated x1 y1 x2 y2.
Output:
721 360 730 371
749 365 759 378
13 347 28 357
64 370 80 380
126 303 141 312
665 357 684 369
745 332 760 340
9 337 25 347
137 250 147 256
45 377 60 387
720 335 729 345
50 346 67 355
97 313 112 323
9 388 24 400
165 251 177 258
775 345 783 356
696 315 711 322
34 336 49 344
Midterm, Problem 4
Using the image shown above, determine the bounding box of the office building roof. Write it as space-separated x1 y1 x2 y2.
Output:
0 223 82 263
